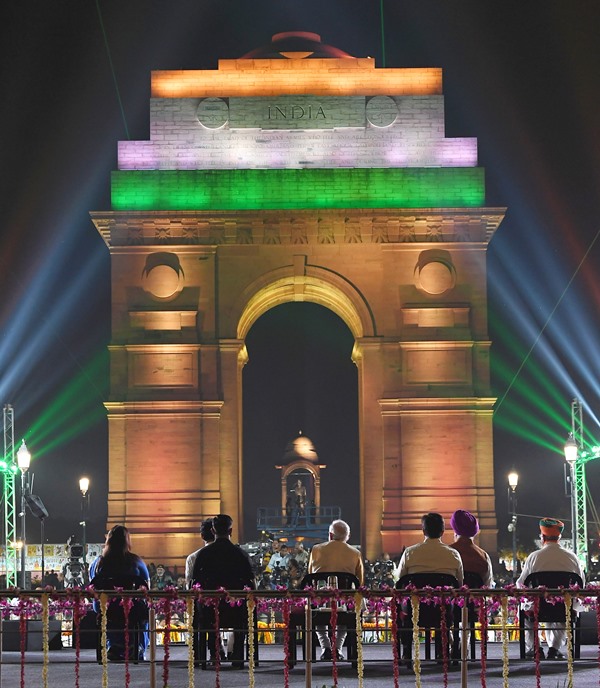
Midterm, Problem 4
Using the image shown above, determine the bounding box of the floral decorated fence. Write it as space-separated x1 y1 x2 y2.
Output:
0 585 599 688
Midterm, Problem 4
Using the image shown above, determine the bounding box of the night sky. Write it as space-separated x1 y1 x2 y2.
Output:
2 1 600 556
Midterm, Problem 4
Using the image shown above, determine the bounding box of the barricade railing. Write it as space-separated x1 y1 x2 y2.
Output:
0 586 599 688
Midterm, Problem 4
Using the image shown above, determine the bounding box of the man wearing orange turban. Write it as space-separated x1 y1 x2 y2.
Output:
517 517 585 659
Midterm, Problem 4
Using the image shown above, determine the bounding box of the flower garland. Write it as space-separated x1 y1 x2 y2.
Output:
282 597 291 688
438 595 449 688
73 593 81 688
564 592 573 688
161 594 172 688
19 598 27 688
247 594 256 688
122 596 132 688
597 594 600 682
186 595 195 688
330 597 339 687
42 593 49 688
214 601 221 688
500 595 509 688
411 593 422 688
355 592 364 688
99 593 109 688
532 595 541 688
478 595 488 688
390 594 400 688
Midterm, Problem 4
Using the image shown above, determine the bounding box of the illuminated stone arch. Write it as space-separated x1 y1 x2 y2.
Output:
236 265 375 341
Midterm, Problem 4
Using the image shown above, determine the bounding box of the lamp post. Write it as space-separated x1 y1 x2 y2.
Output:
507 471 519 581
564 432 578 555
16 440 31 589
79 477 90 583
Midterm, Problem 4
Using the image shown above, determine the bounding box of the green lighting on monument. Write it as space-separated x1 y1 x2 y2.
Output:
111 168 485 211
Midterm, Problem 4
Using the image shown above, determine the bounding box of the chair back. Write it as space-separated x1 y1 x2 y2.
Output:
90 575 149 622
523 570 583 622
463 571 484 588
90 574 148 591
397 573 459 590
300 572 360 590
396 573 459 628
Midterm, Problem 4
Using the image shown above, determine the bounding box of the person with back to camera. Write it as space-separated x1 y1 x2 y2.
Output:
89 524 150 661
191 514 256 668
517 517 585 660
308 519 364 661
185 518 215 588
449 509 494 587
394 512 463 665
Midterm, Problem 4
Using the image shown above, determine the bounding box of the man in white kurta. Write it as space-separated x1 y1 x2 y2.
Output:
517 517 584 660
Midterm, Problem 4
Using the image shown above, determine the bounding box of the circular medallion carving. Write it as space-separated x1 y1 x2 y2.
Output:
366 96 398 128
197 98 229 129
143 264 182 300
416 261 455 295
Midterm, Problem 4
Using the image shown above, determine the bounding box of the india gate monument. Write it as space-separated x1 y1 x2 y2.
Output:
91 32 504 567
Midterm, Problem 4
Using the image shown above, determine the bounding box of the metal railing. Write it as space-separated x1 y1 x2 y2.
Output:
0 586 598 688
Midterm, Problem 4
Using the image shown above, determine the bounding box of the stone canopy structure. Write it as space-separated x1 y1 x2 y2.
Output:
92 32 504 565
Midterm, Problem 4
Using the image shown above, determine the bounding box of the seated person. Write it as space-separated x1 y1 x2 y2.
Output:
449 510 494 586
517 517 585 660
191 514 256 667
308 519 364 661
89 525 150 661
394 513 463 663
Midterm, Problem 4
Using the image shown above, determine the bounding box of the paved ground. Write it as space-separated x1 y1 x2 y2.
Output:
1 643 599 688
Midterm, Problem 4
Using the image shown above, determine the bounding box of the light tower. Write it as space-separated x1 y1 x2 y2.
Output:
2 404 18 587
563 398 600 572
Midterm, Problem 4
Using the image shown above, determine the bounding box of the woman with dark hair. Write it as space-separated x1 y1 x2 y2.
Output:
90 525 150 660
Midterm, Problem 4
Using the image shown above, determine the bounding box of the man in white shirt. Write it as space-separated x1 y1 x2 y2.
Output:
517 517 585 660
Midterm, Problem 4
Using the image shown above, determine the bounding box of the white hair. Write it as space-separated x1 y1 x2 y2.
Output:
329 519 350 542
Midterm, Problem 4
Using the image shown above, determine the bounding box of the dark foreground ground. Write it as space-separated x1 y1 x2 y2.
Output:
1 642 599 688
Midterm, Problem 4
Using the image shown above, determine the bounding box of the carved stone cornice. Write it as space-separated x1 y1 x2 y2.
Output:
91 208 505 248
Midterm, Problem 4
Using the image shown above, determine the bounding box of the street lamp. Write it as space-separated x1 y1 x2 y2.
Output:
507 471 519 581
79 477 90 582
16 440 31 589
564 433 578 554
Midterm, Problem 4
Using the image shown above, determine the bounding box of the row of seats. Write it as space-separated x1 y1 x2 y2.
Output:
90 570 584 667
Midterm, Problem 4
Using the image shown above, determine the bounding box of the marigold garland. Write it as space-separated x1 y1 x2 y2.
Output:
19 599 27 688
355 592 364 688
411 593 422 688
330 597 339 687
122 596 132 688
282 597 291 688
532 595 541 688
247 595 256 688
439 596 449 688
73 594 81 688
564 592 573 688
42 593 49 688
214 602 221 688
186 595 195 688
390 594 400 688
162 594 172 688
478 595 488 688
500 595 509 688
99 593 109 688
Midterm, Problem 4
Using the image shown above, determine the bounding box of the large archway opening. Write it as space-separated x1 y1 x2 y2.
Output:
242 302 359 543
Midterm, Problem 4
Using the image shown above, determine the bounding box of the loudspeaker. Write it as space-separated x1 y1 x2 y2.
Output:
25 494 49 520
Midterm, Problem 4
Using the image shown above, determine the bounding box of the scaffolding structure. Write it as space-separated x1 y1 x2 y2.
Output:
569 398 600 571
2 404 18 586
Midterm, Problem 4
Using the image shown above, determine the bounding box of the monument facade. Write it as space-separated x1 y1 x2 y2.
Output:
92 32 503 565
